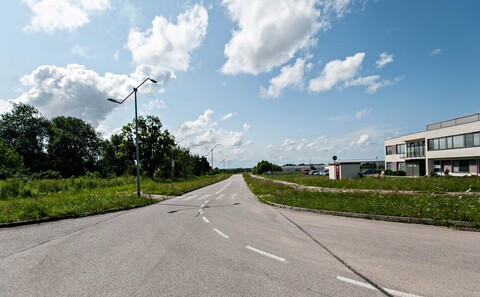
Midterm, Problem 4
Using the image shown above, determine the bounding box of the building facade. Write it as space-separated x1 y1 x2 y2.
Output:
384 113 480 177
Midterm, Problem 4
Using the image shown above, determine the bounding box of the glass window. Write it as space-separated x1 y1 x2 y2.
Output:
428 139 434 151
447 136 453 149
453 135 465 148
466 133 474 147
397 162 406 171
439 137 447 150
474 133 480 146
386 146 392 155
396 144 405 154
386 162 393 170
460 160 470 172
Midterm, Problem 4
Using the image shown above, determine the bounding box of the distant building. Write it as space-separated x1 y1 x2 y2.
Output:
282 164 326 173
328 162 361 180
384 113 480 177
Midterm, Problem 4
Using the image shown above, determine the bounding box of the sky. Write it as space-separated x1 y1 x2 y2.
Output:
1 0 479 168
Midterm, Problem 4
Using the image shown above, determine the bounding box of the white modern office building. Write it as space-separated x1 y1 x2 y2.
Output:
384 113 480 177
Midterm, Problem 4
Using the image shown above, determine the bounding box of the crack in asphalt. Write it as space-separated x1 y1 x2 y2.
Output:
277 209 394 297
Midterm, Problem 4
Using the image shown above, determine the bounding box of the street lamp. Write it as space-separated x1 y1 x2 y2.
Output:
206 144 221 171
107 77 158 197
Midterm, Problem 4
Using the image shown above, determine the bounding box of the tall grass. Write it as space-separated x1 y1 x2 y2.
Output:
244 174 480 226
266 173 480 193
0 174 232 224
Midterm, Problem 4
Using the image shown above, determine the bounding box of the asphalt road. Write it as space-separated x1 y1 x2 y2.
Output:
1 174 479 296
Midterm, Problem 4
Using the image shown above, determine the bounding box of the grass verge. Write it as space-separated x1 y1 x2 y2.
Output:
265 173 480 193
0 174 232 224
244 174 480 228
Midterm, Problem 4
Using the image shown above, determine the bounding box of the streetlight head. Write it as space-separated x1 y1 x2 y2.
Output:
149 78 158 84
107 98 122 104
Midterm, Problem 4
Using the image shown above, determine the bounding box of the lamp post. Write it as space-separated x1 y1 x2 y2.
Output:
107 78 158 197
207 144 221 171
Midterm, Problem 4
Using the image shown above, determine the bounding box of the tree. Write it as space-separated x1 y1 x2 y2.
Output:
0 139 24 179
118 115 175 178
47 116 102 177
0 103 49 172
97 134 133 177
252 160 282 174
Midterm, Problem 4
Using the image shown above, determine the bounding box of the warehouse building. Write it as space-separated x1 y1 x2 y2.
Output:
384 113 480 177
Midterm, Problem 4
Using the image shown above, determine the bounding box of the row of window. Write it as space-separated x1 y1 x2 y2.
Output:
434 159 476 173
386 131 480 156
428 132 480 151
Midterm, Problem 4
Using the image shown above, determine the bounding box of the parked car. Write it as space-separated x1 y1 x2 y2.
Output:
360 169 381 175
309 170 319 175
319 170 329 176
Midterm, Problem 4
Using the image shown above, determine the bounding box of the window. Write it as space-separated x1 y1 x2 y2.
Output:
447 136 453 149
396 144 405 154
453 135 465 148
397 162 405 171
386 162 393 170
452 160 470 173
475 133 480 146
466 133 474 147
386 146 392 155
439 137 447 150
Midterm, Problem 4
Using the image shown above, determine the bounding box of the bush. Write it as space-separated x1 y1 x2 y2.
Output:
396 170 406 176
384 169 394 176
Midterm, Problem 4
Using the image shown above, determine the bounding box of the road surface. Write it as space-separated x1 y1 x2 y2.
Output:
1 174 479 296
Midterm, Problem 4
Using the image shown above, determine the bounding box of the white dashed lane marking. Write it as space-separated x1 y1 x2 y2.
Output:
245 246 286 262
213 228 229 239
336 276 424 297
202 216 210 223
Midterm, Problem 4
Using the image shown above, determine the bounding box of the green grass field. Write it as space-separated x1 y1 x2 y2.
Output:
0 174 231 224
265 172 480 193
244 174 480 227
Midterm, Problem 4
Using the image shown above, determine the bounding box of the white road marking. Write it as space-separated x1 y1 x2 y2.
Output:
216 182 232 194
198 194 210 200
245 246 286 262
213 228 229 239
183 195 198 201
232 194 238 200
200 203 206 208
336 276 424 297
216 194 225 200
202 216 210 223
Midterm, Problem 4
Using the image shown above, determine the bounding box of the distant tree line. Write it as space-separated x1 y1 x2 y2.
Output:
252 160 282 174
0 103 211 179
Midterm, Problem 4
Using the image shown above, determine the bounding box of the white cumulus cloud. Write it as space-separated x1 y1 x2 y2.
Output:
308 52 365 92
24 0 110 33
12 63 173 127
259 57 307 99
176 110 249 152
345 75 403 93
375 52 394 68
126 4 208 73
221 0 321 75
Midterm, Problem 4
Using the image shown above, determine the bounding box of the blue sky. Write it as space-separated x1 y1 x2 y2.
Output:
1 0 479 168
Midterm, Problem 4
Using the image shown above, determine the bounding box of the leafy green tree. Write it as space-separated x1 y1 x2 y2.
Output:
252 160 282 174
0 103 49 172
97 134 133 177
118 115 175 178
0 139 24 179
47 116 102 177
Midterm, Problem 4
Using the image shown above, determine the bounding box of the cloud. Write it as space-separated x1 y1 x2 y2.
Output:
355 134 370 146
221 0 321 75
308 52 365 92
176 109 249 152
141 99 166 113
259 57 307 99
355 108 372 119
11 63 173 127
220 112 236 121
71 44 90 58
23 0 110 33
345 75 403 93
221 0 353 75
430 48 443 56
243 123 251 131
126 4 208 73
375 52 393 68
